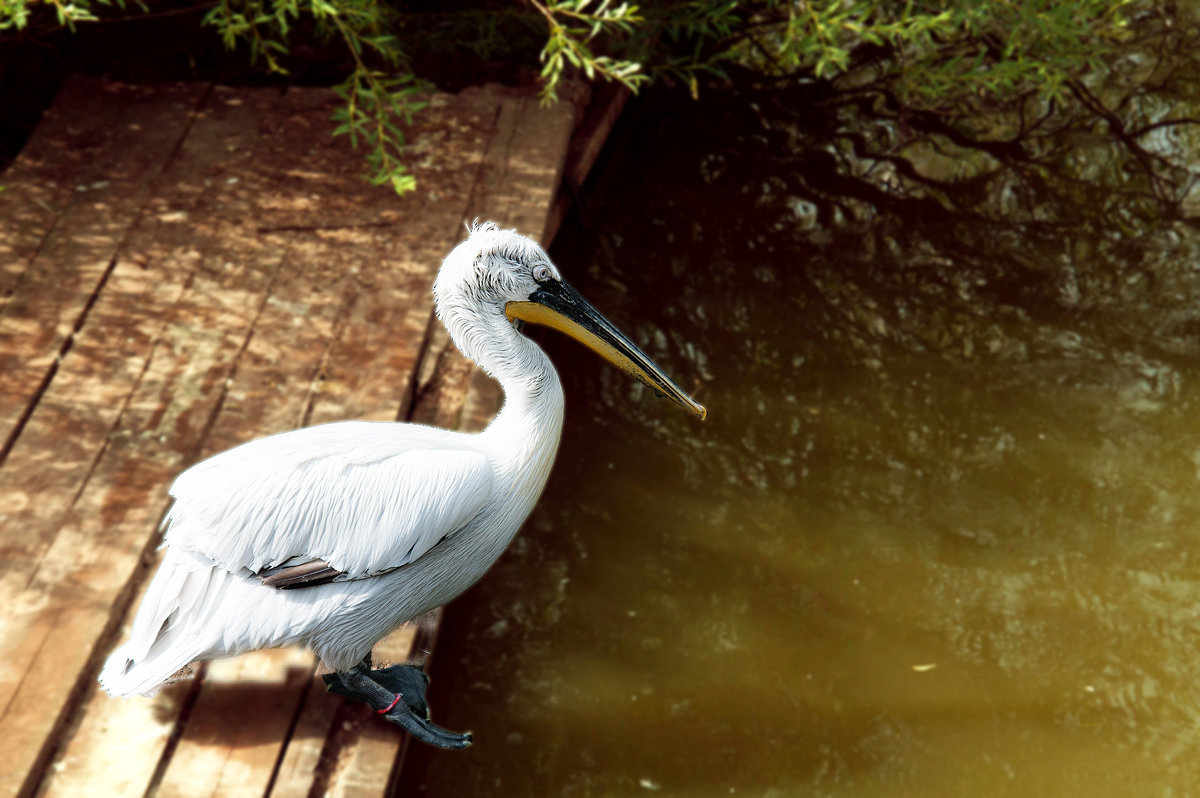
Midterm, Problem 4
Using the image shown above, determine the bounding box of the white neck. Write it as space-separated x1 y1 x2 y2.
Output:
441 303 565 482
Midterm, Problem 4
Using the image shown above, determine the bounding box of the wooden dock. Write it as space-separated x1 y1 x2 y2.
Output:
0 75 576 797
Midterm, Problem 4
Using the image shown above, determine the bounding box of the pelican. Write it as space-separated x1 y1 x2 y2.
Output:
99 221 706 749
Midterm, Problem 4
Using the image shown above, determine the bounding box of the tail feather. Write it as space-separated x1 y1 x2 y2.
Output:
98 637 198 698
99 553 216 697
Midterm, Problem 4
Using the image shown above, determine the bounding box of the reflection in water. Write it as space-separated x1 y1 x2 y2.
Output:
404 60 1200 795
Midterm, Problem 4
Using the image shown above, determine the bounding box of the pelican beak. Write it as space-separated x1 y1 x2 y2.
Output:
505 280 708 420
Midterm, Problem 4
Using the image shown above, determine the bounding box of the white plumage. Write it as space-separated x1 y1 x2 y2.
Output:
166 424 493 578
100 221 703 703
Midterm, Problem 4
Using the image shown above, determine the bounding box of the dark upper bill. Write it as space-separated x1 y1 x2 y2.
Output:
505 279 708 421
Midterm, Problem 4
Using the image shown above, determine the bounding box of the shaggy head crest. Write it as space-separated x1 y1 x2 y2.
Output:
433 221 561 368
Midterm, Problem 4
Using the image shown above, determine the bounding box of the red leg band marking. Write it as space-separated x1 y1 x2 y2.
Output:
378 693 403 715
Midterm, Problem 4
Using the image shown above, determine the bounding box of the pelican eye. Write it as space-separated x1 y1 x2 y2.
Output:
532 264 553 283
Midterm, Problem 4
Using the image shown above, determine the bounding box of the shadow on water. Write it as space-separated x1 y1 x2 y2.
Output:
403 43 1200 797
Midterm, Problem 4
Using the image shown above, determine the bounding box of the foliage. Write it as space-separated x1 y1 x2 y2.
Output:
201 0 430 193
649 0 1135 107
529 0 647 102
0 0 1145 193
0 0 131 31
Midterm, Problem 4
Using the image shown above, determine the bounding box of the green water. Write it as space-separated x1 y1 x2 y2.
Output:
403 76 1200 796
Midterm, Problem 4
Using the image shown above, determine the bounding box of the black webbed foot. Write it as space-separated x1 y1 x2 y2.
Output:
371 664 431 717
323 662 471 750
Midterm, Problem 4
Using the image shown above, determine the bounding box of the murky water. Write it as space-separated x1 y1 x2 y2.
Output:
403 66 1200 796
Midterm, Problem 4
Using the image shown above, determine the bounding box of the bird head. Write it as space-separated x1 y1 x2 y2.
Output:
434 220 558 313
435 221 707 420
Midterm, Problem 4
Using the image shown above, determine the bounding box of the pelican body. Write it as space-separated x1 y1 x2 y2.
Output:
100 222 705 747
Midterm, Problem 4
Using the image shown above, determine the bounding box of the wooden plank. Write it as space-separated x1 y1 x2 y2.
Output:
271 89 571 797
315 622 426 798
265 89 512 798
0 78 203 302
193 226 354 456
35 568 194 798
103 228 351 798
0 236 196 599
316 92 572 797
0 78 294 684
0 217 284 706
0 79 305 610
312 371 470 798
0 78 153 300
384 364 504 784
146 221 422 796
312 354 504 798
303 87 505 427
0 78 207 454
34 85 510 798
464 89 577 244
0 236 287 798
0 83 348 798
259 89 507 798
154 649 316 798
265 672 342 798
7 79 572 798
27 90 376 796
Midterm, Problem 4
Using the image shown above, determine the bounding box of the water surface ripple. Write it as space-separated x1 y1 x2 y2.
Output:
406 70 1200 796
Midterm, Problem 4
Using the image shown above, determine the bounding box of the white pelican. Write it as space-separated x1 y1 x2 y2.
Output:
99 221 706 748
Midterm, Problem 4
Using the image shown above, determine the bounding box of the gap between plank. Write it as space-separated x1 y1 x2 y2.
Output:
141 662 210 798
16 244 289 798
0 83 213 471
259 659 321 798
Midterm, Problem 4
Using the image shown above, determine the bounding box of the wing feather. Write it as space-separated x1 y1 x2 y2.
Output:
258 559 342 589
163 421 493 579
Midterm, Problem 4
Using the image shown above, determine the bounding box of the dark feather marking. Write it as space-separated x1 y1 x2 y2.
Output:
259 559 344 589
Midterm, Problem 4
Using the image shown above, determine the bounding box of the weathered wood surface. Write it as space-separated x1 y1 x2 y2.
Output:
0 76 573 798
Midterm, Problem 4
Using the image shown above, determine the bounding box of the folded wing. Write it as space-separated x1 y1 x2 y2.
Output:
163 421 494 581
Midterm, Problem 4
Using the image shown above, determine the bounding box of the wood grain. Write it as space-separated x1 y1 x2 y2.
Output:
1 77 576 798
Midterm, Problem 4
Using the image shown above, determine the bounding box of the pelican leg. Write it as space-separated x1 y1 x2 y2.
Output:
323 661 472 750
